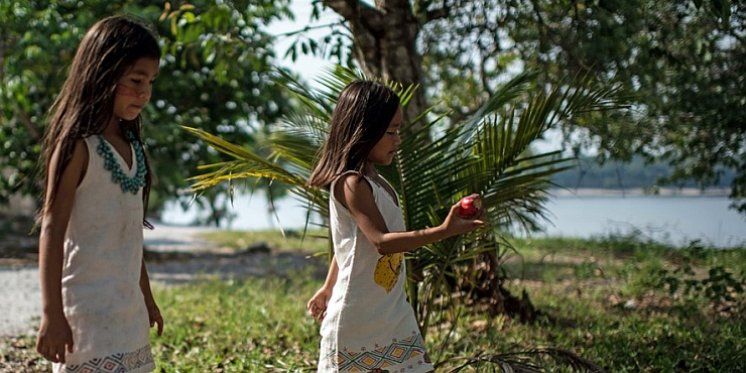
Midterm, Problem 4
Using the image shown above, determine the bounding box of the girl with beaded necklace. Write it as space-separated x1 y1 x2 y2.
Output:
36 16 162 372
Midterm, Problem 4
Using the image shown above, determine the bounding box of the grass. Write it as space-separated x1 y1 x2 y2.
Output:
151 275 321 371
151 233 745 371
2 233 743 372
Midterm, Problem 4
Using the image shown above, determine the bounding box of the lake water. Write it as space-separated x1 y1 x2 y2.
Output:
532 196 745 247
161 194 746 248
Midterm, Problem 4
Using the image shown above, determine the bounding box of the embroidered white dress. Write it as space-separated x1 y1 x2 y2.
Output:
54 136 154 373
318 172 433 373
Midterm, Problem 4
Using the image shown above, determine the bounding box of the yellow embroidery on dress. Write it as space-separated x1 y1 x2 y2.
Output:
374 253 403 292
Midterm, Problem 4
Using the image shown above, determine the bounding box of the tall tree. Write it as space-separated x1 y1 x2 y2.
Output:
319 0 428 126
498 0 745 212
291 0 745 213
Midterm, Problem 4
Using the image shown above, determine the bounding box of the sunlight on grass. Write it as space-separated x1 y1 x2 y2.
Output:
152 275 322 371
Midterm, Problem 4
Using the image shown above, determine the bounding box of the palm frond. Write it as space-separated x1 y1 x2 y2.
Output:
275 68 334 121
277 112 329 143
182 125 327 220
182 66 627 350
266 130 319 174
456 71 538 147
315 66 366 105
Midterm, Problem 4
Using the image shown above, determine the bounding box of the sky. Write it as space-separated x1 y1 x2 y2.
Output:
266 1 341 88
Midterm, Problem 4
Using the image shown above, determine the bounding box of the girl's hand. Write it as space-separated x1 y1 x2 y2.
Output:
441 199 485 237
307 287 332 322
145 299 164 336
36 312 74 363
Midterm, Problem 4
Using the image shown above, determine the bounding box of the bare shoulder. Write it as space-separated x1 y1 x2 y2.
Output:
66 139 88 176
334 172 373 210
48 139 89 188
70 139 88 163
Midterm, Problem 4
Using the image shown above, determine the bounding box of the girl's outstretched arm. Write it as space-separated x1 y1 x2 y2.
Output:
337 174 484 255
36 140 87 364
139 257 163 336
307 255 338 322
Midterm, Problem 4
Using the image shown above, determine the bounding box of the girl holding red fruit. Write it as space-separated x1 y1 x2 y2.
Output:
306 80 485 372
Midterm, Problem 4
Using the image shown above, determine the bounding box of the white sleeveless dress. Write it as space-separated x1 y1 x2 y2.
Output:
318 172 433 373
54 136 154 372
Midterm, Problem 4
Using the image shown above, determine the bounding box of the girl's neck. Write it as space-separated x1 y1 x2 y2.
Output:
102 116 125 140
363 162 377 177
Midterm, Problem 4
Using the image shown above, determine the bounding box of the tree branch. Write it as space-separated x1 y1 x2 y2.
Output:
273 21 345 38
322 0 384 32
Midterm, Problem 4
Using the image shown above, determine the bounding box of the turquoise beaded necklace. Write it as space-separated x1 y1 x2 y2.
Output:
96 131 147 194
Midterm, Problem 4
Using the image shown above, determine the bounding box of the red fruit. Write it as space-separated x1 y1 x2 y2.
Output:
458 193 481 219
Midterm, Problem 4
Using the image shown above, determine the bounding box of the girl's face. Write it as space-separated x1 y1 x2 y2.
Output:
368 107 402 166
113 57 159 121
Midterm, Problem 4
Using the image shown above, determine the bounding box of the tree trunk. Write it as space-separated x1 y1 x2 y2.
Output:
323 0 428 127
479 251 537 323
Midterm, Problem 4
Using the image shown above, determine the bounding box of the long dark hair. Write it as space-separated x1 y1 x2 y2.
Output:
308 80 400 189
39 15 160 226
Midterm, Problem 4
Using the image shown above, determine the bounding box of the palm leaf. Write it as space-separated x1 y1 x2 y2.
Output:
181 65 626 344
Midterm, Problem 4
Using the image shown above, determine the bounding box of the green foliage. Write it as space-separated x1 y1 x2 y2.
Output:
416 0 745 213
0 0 290 222
652 241 745 305
152 278 320 371
282 1 353 67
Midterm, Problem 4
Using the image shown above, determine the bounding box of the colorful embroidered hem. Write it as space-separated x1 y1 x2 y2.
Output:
327 333 431 372
63 344 153 372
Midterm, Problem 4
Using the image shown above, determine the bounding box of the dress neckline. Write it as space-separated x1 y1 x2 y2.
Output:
100 137 135 173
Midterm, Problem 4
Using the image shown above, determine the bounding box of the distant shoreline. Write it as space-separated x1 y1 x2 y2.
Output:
550 187 731 198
